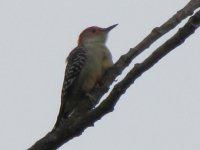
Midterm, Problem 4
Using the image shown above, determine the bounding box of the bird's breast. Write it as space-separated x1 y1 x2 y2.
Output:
76 46 109 92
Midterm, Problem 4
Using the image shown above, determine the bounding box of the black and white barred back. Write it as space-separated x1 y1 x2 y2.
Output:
62 47 87 97
54 47 87 129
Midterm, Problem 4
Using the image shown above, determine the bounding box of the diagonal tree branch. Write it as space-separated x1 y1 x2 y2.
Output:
29 0 200 150
90 0 200 105
56 8 200 147
28 4 200 150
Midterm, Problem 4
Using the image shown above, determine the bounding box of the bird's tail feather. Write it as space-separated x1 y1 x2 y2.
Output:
53 96 76 130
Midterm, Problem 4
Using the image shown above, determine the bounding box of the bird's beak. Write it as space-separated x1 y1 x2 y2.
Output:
104 24 118 32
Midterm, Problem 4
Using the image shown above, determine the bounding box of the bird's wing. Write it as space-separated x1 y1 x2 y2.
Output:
54 47 87 129
62 47 87 96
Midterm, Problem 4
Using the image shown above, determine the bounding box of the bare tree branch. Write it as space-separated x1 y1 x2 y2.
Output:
28 1 200 150
90 0 200 105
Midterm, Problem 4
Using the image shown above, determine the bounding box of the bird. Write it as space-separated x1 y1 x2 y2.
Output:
54 24 118 129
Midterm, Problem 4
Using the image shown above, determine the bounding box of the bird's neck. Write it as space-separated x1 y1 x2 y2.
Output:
79 41 106 49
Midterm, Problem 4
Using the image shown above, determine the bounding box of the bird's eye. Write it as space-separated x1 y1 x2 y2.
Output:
91 29 96 33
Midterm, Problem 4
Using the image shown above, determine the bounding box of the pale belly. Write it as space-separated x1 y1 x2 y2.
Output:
77 56 103 92
76 45 113 93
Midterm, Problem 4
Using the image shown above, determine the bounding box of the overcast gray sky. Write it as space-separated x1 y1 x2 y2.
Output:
0 0 200 150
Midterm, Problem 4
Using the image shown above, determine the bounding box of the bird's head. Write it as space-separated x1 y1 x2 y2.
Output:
78 24 118 47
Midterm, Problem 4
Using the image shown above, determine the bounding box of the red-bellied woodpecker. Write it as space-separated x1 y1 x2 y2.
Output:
54 24 118 129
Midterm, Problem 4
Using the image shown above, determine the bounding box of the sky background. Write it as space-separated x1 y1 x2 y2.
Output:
0 0 200 150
